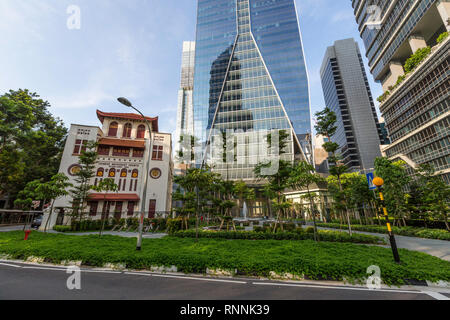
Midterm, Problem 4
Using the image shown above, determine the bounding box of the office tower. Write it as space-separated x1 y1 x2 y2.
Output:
174 41 196 162
192 0 312 182
352 0 450 183
320 38 383 172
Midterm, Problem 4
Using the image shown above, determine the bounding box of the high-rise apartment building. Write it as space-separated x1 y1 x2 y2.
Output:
174 41 196 162
320 38 383 172
352 0 450 183
192 0 312 182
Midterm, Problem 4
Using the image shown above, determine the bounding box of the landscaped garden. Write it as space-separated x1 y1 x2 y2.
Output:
0 231 449 286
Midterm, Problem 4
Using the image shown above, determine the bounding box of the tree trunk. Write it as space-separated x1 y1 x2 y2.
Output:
195 186 199 242
337 175 352 236
307 187 319 242
43 199 55 233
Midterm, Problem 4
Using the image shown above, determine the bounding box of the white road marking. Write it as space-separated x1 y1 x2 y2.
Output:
422 291 450 300
22 266 67 271
124 272 153 277
80 269 122 274
0 262 22 268
151 273 247 284
252 282 425 295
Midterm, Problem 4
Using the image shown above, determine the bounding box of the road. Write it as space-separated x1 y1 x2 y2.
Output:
0 261 448 300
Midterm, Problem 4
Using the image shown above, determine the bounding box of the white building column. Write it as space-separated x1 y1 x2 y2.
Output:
408 35 427 53
437 0 450 31
382 62 405 92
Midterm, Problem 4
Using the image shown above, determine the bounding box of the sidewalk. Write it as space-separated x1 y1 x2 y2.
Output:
46 230 168 239
317 226 450 261
0 225 167 239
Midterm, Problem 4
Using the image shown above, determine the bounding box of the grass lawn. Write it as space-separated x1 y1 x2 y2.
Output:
0 231 449 286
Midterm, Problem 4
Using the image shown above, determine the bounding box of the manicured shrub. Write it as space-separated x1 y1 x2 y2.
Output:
318 223 450 241
305 226 315 234
436 31 448 44
283 223 296 232
295 226 304 234
166 218 183 234
172 229 385 244
253 226 265 233
404 46 431 73
53 225 71 232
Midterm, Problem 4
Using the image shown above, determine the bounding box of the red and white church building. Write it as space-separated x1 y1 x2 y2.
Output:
41 110 173 230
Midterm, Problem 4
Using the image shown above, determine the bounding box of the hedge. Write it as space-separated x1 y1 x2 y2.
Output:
0 231 448 286
437 31 448 44
53 225 71 233
172 229 386 244
318 223 450 241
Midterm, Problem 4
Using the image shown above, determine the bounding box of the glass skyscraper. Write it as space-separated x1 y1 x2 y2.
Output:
193 0 312 182
175 41 196 164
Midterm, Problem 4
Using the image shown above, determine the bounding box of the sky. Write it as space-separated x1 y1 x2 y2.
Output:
0 0 383 135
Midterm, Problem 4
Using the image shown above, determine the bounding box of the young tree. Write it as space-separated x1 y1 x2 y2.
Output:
233 181 255 217
91 178 119 236
414 164 450 230
175 167 216 240
69 141 98 224
15 174 72 232
374 157 411 226
315 107 352 234
288 161 324 241
254 130 292 232
172 186 196 230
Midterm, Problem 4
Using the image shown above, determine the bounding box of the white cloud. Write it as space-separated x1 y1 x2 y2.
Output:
331 10 355 23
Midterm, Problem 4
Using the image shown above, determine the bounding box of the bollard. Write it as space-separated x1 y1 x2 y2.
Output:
24 230 32 241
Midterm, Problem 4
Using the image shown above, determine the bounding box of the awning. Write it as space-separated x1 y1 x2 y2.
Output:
88 194 140 201
98 138 145 149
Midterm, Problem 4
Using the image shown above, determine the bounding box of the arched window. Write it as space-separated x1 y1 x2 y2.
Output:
132 169 139 178
120 169 127 178
137 125 146 139
123 123 132 138
108 122 118 137
97 168 104 177
109 168 116 178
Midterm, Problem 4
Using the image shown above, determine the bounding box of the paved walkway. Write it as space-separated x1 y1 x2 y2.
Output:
0 225 167 239
317 226 450 261
46 230 168 239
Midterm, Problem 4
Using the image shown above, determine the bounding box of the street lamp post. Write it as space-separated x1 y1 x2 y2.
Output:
117 97 152 251
373 177 401 263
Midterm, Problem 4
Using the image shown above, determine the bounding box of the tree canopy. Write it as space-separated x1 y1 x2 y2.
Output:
0 89 67 206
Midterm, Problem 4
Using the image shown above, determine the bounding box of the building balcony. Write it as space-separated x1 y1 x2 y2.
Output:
379 36 450 112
